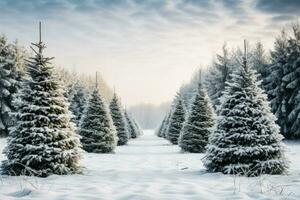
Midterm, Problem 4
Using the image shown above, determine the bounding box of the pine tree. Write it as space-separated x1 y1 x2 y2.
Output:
204 42 287 176
156 114 167 137
265 30 289 138
78 88 117 153
280 24 300 138
265 24 300 139
167 95 186 144
70 83 87 126
179 81 215 153
124 110 139 139
110 93 129 145
1 23 82 177
250 41 269 85
205 44 232 108
132 117 143 137
0 36 24 137
162 110 172 139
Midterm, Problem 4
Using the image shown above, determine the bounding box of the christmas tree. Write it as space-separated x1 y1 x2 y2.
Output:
179 80 215 153
1 23 82 177
205 44 232 108
167 95 186 144
78 81 117 153
131 117 142 137
124 110 139 139
204 41 287 176
0 36 24 137
110 93 129 145
70 82 87 126
156 114 167 137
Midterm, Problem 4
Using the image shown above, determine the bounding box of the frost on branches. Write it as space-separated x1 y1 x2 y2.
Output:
156 114 167 137
124 111 142 139
0 36 24 137
179 81 215 153
204 55 287 176
78 89 117 153
110 93 129 145
70 83 87 126
167 95 186 145
1 32 82 177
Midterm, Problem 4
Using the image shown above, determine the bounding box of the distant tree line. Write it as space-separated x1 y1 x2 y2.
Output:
156 22 300 176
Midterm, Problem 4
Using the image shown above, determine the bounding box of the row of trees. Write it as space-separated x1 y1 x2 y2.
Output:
0 24 142 177
156 23 298 176
205 23 300 139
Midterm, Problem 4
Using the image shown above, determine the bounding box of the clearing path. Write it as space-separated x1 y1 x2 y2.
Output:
0 130 300 200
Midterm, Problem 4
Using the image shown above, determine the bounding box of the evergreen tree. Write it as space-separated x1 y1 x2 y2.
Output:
0 36 24 137
205 44 232 108
162 111 172 139
70 83 87 126
132 117 143 137
156 114 167 137
124 110 139 139
204 45 287 176
78 88 117 153
265 30 289 137
179 81 215 153
124 110 132 138
167 95 186 144
1 24 82 177
265 24 300 139
110 93 129 145
250 41 269 85
280 24 300 138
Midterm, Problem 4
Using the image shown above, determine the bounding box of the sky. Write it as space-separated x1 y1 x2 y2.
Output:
0 0 299 106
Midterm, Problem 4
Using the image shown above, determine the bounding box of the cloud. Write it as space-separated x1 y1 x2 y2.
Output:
255 0 300 14
0 0 296 105
271 15 296 22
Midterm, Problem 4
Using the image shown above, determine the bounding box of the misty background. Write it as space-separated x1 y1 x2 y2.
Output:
129 102 171 129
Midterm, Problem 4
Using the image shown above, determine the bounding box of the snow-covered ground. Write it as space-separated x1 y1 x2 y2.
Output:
0 130 300 200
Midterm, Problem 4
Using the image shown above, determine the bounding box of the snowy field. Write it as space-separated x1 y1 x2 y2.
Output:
0 130 300 200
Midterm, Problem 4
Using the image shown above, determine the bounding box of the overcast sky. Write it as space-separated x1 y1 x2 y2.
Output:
0 0 299 106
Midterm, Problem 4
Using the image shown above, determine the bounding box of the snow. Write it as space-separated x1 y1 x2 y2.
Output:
0 130 300 200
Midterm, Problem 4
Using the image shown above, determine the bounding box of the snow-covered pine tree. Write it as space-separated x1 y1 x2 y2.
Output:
124 110 139 139
167 95 186 144
0 36 24 137
248 41 270 92
205 44 232 108
265 30 289 138
179 80 215 153
204 41 287 176
110 93 129 145
124 110 132 138
250 42 269 83
1 23 82 177
70 82 87 126
156 114 167 137
162 110 172 139
132 117 143 137
78 87 117 153
280 24 300 139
